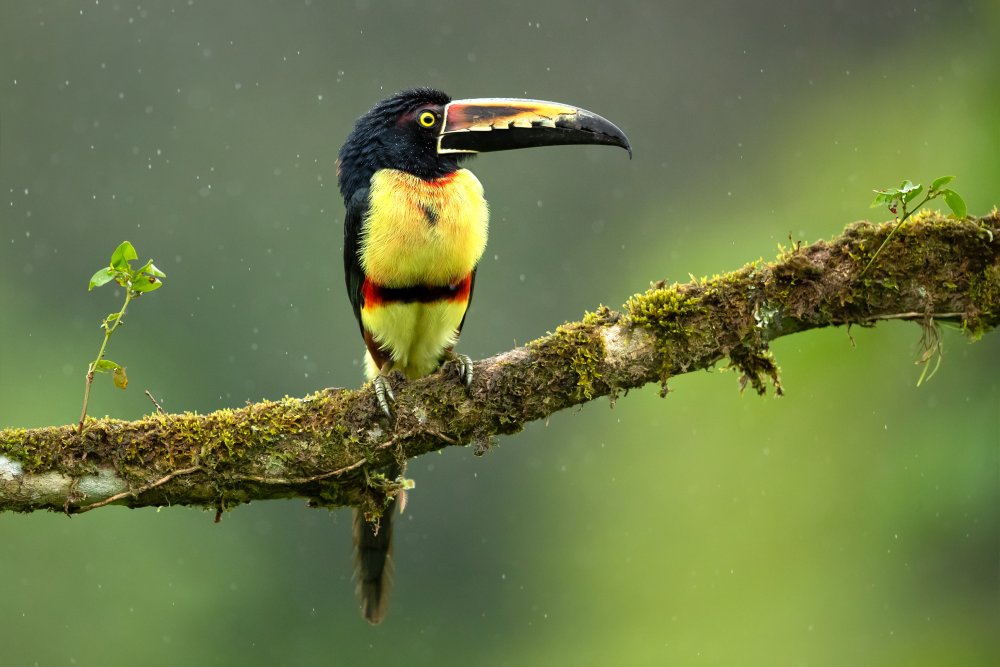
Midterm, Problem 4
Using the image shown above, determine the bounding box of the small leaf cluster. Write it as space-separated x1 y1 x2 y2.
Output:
89 241 166 295
83 241 166 400
870 176 967 220
861 176 970 279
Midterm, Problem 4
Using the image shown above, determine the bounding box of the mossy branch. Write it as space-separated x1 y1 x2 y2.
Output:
1 212 998 515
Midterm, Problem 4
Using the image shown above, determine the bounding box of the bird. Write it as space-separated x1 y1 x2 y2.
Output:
336 87 631 623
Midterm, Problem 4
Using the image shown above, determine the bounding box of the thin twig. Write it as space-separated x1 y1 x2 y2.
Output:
429 430 458 445
868 311 964 321
73 465 202 513
227 457 368 486
144 389 165 414
78 290 134 433
77 370 95 433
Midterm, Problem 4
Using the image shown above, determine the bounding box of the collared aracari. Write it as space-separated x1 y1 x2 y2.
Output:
337 87 631 623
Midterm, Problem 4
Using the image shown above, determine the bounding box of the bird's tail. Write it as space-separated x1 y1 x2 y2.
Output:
353 463 402 624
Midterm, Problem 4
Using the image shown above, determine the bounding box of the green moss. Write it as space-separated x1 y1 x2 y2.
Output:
0 428 55 472
581 305 618 327
625 284 708 392
839 215 999 340
0 426 88 474
965 264 1000 339
0 387 364 512
626 285 701 335
529 321 606 401
729 345 783 396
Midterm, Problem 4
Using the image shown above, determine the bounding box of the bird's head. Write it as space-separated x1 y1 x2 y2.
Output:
337 87 631 200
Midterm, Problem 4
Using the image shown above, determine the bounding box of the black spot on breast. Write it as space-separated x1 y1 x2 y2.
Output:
421 203 439 226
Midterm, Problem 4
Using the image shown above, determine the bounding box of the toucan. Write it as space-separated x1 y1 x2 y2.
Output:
337 87 631 623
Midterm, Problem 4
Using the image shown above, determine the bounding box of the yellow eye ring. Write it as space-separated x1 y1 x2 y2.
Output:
418 111 437 127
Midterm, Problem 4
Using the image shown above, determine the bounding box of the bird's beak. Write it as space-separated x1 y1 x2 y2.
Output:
438 98 632 158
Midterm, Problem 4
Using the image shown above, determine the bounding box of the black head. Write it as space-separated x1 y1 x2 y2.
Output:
337 88 464 200
337 88 632 202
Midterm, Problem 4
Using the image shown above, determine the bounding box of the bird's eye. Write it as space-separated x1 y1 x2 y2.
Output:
418 111 437 128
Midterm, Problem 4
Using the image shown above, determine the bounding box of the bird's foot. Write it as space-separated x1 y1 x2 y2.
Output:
373 373 396 420
444 350 474 391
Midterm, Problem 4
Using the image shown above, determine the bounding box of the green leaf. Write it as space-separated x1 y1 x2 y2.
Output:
942 189 967 219
135 259 167 280
902 185 924 204
94 359 121 373
113 365 128 390
88 267 116 290
110 241 138 271
131 276 163 293
899 180 920 194
930 175 954 191
871 191 897 207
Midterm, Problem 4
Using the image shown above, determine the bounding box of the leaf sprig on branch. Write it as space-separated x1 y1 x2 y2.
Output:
864 175 968 275
78 241 166 433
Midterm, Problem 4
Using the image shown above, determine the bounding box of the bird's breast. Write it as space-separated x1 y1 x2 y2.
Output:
360 168 489 287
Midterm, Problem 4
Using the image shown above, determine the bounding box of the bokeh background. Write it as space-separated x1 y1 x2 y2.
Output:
1 1 998 665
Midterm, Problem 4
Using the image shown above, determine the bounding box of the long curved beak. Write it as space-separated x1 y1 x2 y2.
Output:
438 98 632 158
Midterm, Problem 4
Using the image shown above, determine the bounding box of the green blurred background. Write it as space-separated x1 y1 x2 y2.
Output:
1 1 998 665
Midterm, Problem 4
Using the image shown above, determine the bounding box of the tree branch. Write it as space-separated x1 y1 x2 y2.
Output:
2 213 998 515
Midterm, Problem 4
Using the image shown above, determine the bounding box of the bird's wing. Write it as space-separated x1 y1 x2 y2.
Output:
457 267 477 336
343 187 369 336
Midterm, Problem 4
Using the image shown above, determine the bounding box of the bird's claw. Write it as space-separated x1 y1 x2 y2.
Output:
446 352 474 391
373 374 396 420
457 353 474 389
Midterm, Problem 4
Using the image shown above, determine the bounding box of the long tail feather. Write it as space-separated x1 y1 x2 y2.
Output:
352 463 402 624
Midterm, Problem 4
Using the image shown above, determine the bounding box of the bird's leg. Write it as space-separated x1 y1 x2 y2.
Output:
373 362 397 420
442 348 474 391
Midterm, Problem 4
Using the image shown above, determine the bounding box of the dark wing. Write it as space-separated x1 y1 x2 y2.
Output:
456 267 477 336
343 187 370 336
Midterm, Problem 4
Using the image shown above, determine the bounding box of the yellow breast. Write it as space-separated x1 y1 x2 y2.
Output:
360 168 489 287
